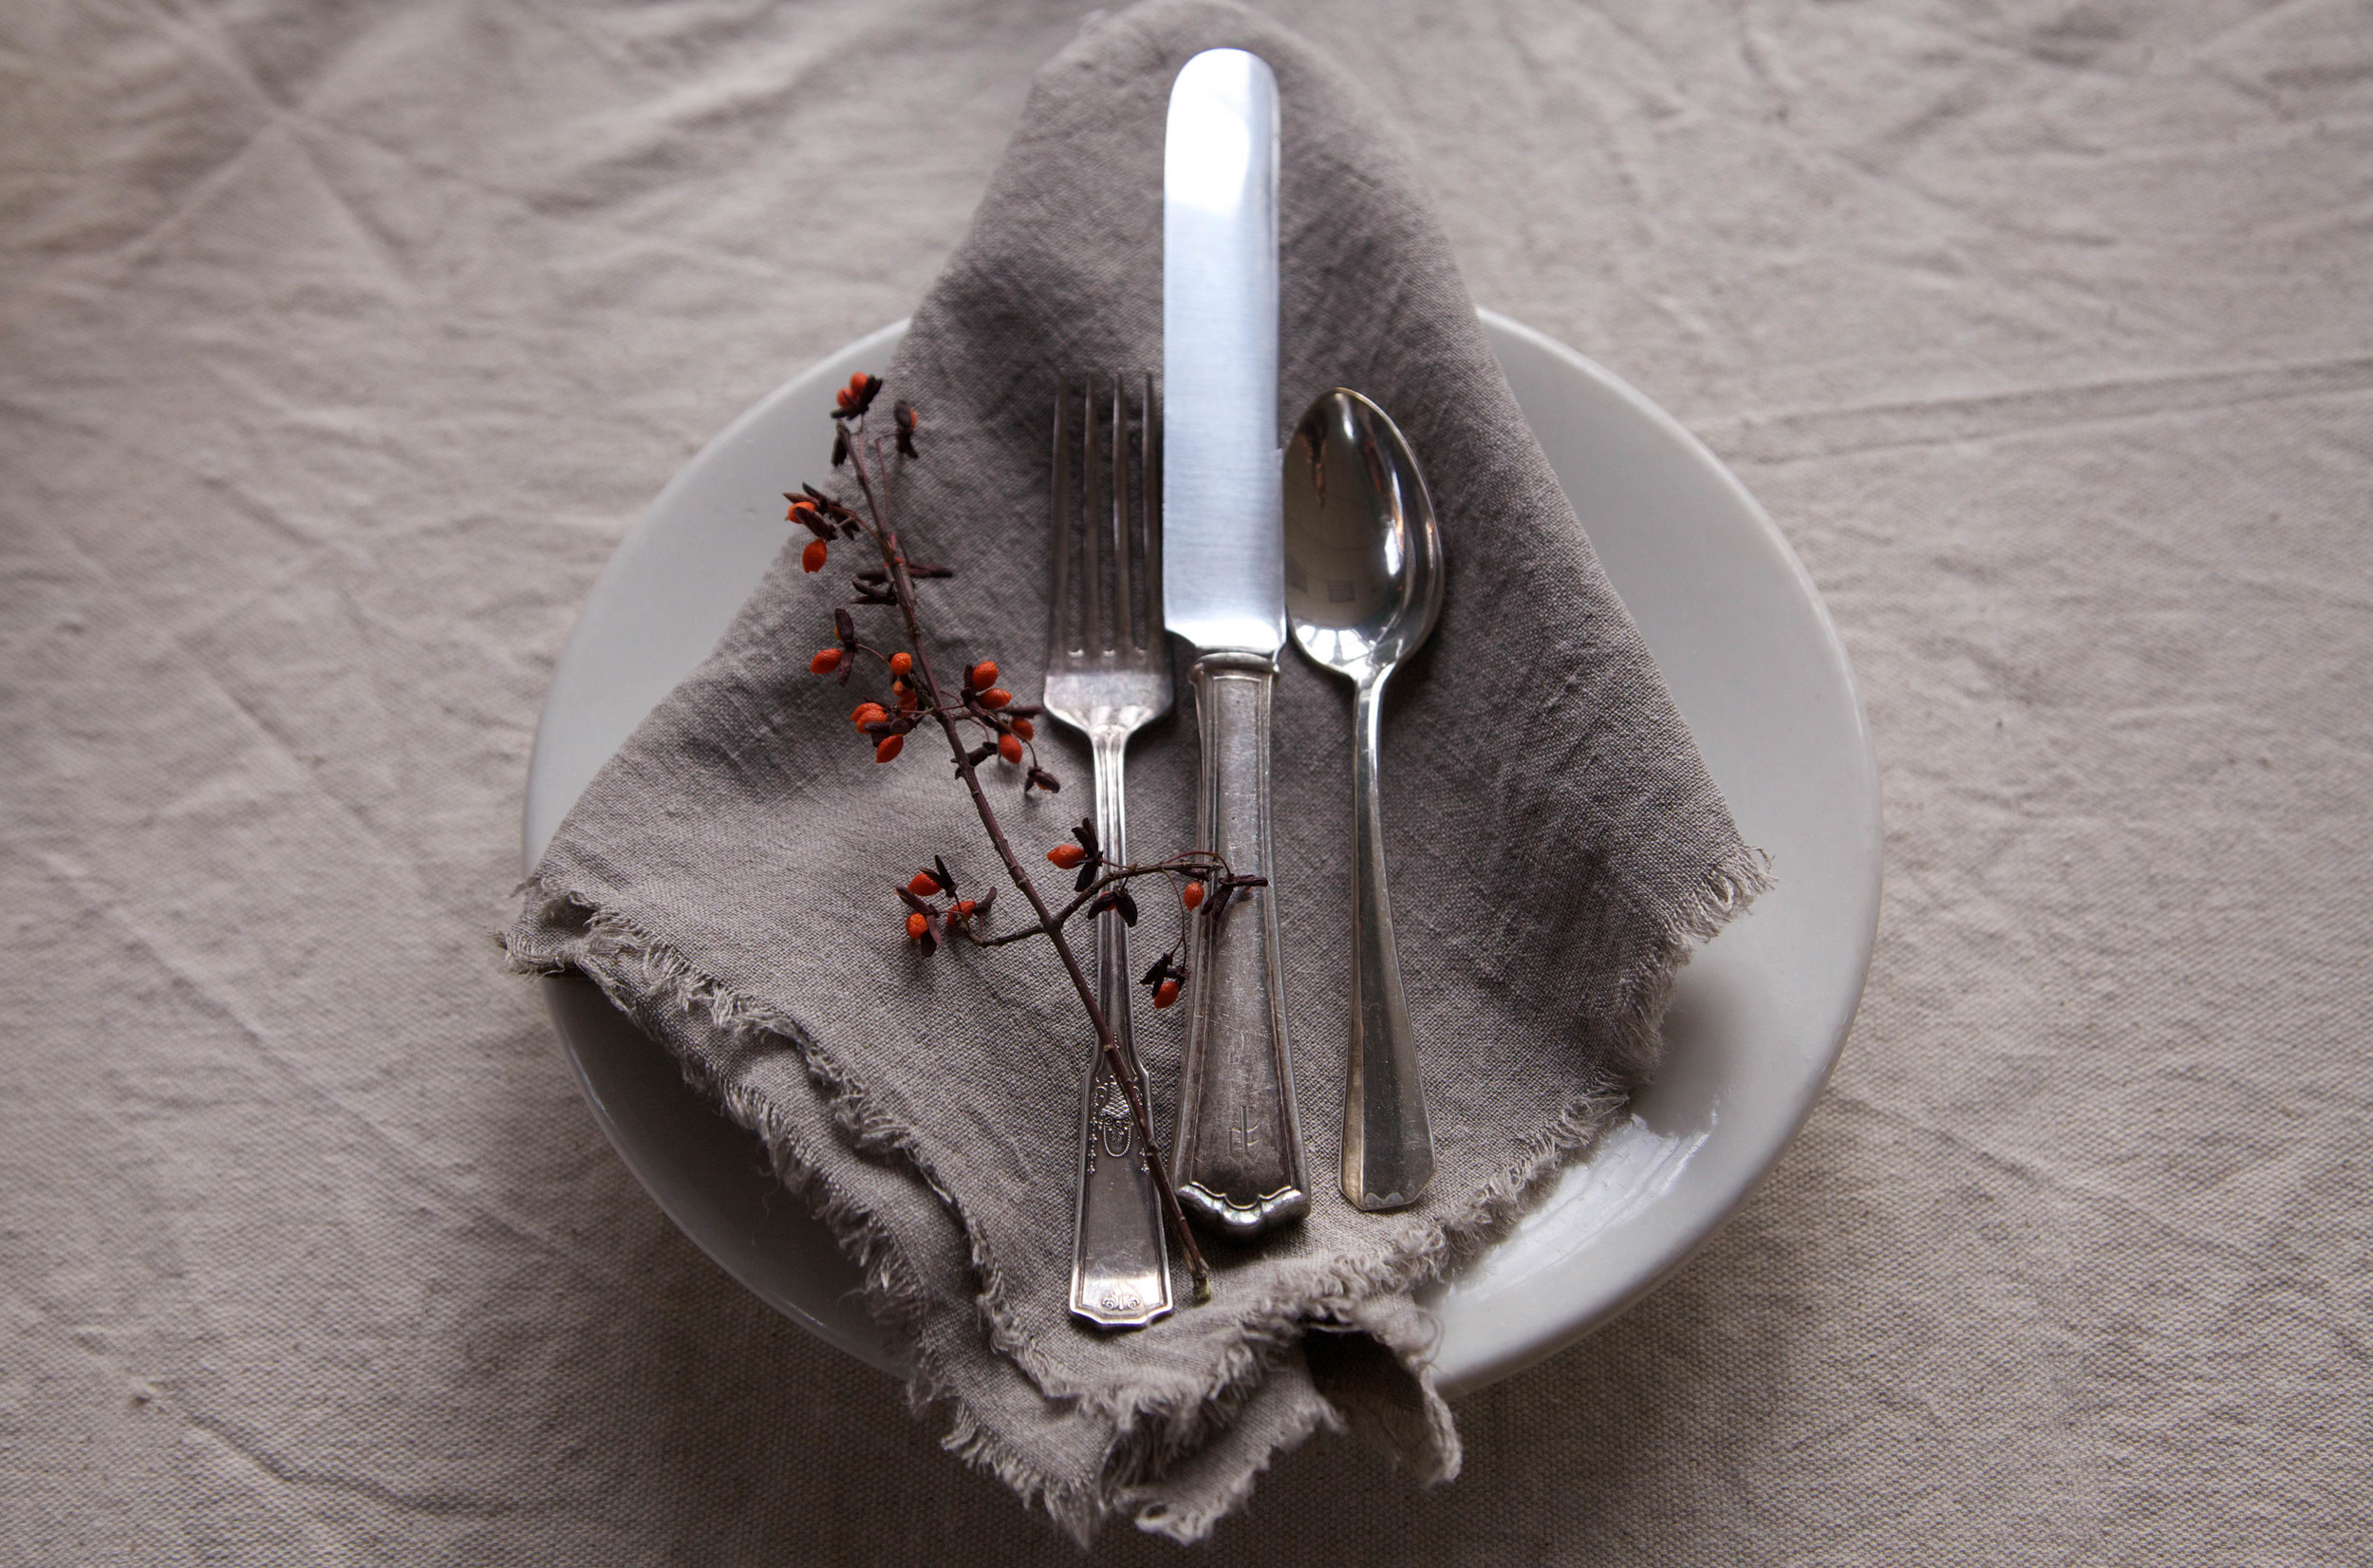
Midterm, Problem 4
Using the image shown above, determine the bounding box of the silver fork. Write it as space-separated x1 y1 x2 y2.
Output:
1045 371 1173 1330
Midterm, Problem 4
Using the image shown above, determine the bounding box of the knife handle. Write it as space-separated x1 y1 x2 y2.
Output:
1173 650 1310 1238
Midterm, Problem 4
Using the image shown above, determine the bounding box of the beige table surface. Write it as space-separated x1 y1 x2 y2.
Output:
5 0 2368 1560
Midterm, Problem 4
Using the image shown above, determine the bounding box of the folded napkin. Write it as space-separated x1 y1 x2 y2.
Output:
509 0 1764 1540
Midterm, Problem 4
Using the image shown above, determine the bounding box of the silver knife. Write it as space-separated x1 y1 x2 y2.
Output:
1162 47 1309 1238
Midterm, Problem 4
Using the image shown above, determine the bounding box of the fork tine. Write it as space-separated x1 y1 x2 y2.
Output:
1142 370 1162 654
1111 374 1131 660
1048 369 1168 669
1051 373 1075 660
1082 374 1105 655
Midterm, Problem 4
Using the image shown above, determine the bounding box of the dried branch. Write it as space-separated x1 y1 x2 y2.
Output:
794 377 1213 1301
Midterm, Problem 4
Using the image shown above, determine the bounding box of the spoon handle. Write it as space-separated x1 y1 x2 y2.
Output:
1172 651 1310 1237
1342 668 1434 1210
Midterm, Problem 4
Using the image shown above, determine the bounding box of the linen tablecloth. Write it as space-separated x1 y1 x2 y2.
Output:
5 0 2367 1560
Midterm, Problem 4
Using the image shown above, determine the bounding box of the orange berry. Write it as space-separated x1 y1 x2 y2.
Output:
979 687 1012 710
906 911 928 940
850 701 888 728
953 899 977 917
896 684 919 712
889 652 913 677
1153 979 1182 1009
1048 844 1088 869
1009 717 1035 741
968 661 998 690
874 734 904 763
998 734 1024 765
802 539 828 573
810 647 844 675
1182 880 1205 910
906 870 941 897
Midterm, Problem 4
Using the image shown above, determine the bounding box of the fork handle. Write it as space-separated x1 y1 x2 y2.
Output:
1069 728 1173 1329
1173 650 1310 1237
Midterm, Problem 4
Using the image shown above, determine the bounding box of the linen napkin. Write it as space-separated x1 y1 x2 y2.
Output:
509 0 1765 1541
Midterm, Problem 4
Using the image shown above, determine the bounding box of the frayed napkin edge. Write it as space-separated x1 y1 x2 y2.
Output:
502 836 1766 1541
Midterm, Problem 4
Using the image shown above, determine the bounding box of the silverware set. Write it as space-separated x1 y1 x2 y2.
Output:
1048 48 1448 1329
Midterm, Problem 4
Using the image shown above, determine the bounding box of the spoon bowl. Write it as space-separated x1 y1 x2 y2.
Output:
1284 388 1445 1211
1285 390 1446 678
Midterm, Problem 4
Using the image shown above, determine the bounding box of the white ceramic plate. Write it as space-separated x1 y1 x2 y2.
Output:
523 311 1880 1393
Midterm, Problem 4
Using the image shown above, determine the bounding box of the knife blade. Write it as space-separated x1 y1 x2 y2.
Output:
1162 47 1310 1238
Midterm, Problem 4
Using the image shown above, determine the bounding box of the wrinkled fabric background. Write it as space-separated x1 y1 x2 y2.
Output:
4 0 2368 1561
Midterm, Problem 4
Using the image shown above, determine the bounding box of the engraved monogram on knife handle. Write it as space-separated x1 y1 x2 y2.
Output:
1171 651 1309 1236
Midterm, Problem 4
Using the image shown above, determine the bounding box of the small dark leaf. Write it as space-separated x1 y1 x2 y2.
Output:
854 569 889 587
831 426 849 468
1074 818 1100 859
834 607 855 645
1139 949 1174 988
1027 767 1061 793
933 856 958 894
915 921 939 955
906 560 954 580
897 887 934 915
972 886 996 917
1074 862 1098 894
1112 887 1139 927
966 741 997 766
1004 702 1043 719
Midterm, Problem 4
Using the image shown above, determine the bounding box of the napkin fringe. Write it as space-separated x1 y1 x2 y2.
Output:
1603 849 1776 1086
508 837 1766 1544
509 884 1123 1536
1088 1069 1634 1540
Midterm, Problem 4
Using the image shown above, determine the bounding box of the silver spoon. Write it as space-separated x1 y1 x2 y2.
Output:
1283 388 1445 1211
